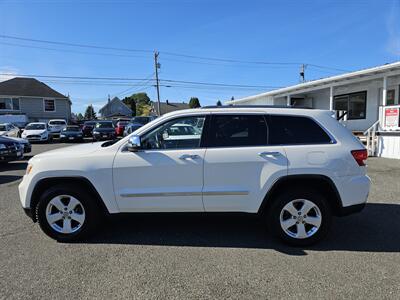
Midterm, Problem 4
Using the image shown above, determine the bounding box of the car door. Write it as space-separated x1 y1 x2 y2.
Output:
202 113 288 213
113 115 208 212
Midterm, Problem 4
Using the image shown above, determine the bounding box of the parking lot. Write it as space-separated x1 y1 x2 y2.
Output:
0 142 400 299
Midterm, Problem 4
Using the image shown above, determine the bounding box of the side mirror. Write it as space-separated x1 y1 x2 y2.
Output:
127 135 141 152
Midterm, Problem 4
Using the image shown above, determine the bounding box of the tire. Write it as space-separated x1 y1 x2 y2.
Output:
35 184 101 242
267 188 331 246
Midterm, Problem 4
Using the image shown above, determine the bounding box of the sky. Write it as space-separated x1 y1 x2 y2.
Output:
0 0 399 114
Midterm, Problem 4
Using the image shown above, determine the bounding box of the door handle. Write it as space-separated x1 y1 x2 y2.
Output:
179 154 200 160
258 151 281 157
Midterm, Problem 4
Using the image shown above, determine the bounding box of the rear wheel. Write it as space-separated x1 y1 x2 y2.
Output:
267 188 331 246
36 184 100 242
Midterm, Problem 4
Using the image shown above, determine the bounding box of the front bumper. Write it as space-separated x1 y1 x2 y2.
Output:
93 133 115 140
0 148 23 162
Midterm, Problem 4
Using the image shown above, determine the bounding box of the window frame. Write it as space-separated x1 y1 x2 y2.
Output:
202 113 269 149
135 114 209 151
43 98 56 112
333 91 367 120
0 97 20 111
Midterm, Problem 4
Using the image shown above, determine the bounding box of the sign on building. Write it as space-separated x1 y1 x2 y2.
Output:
385 108 399 128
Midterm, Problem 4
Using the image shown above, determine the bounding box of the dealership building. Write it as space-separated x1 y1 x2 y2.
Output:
226 61 400 159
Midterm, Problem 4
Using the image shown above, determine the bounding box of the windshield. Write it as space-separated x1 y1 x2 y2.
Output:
63 126 80 132
49 121 66 125
84 121 96 126
0 125 6 131
131 117 149 125
96 122 113 128
26 124 46 130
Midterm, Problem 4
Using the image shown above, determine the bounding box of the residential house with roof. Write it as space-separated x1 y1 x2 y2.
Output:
151 100 190 116
0 77 71 123
226 61 400 159
99 96 132 119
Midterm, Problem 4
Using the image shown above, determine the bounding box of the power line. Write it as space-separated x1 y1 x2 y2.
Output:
0 73 281 89
0 34 152 54
0 34 350 72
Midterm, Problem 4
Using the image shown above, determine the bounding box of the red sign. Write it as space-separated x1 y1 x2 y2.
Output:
385 108 399 127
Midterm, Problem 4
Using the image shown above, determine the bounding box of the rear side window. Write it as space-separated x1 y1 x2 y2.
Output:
268 115 332 145
207 115 268 147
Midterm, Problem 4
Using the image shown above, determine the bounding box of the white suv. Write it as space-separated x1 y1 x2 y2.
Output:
19 106 370 245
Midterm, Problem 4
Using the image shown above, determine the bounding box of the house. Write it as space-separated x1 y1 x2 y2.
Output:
99 97 132 119
151 100 190 115
0 77 72 123
226 61 400 159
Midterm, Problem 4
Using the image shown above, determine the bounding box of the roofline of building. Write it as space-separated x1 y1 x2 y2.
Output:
226 61 400 104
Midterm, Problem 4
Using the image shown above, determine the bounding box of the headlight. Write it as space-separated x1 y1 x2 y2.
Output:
0 143 6 149
26 164 33 175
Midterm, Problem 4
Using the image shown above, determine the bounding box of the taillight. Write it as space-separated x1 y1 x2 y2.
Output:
351 149 368 166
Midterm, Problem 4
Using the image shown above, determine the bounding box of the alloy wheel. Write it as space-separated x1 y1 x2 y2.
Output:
45 195 86 234
279 199 322 239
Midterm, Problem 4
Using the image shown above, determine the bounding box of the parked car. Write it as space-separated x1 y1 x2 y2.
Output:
123 122 144 137
2 136 32 153
0 123 20 137
0 136 23 163
48 119 67 138
60 126 84 143
21 122 51 142
19 106 370 245
82 121 97 137
115 120 130 136
92 121 116 141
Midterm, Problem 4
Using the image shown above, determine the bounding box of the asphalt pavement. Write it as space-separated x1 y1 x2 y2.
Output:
0 142 399 299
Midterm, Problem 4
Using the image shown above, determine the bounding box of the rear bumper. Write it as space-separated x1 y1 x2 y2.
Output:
334 174 371 208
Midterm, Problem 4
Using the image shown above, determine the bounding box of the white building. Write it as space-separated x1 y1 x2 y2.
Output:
226 61 400 159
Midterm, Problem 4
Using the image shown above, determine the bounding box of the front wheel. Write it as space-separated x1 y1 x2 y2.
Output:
36 184 100 242
267 189 331 246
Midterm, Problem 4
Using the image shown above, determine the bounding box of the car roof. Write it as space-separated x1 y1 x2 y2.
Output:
162 106 327 118
27 122 46 125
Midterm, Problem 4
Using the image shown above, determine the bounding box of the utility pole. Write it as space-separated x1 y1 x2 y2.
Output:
154 51 161 116
300 64 306 83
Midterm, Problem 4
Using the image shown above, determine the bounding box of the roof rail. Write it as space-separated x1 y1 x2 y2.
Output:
201 105 313 109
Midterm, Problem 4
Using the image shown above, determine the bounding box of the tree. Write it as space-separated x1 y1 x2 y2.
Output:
122 92 151 116
84 105 97 120
76 113 84 120
122 97 137 116
189 97 201 108
216 100 222 106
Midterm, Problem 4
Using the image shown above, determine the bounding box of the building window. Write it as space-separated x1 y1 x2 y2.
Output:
0 98 20 110
387 89 395 106
333 91 367 120
44 99 55 112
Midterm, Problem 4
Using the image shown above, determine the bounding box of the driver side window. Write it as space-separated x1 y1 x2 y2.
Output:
141 116 206 150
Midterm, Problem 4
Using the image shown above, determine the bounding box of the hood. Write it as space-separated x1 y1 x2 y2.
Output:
33 142 104 160
1 136 28 144
23 129 47 135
